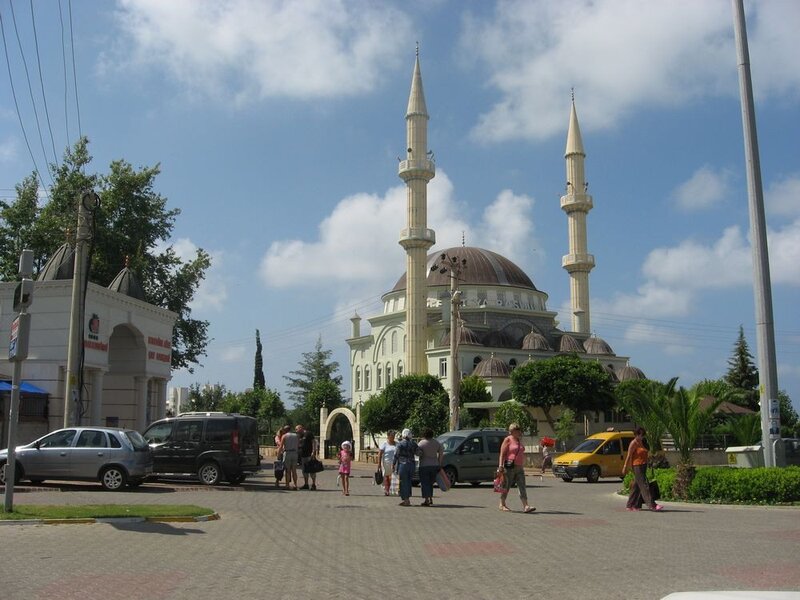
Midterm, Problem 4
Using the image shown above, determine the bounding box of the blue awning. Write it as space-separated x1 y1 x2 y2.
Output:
0 380 49 395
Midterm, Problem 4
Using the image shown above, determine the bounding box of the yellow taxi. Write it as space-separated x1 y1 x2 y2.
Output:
552 429 635 483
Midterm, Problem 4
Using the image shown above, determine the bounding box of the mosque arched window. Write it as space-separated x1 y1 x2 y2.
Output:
391 331 398 353
509 358 517 371
473 356 483 370
364 366 371 390
397 361 403 377
355 367 361 391
377 364 383 389
386 363 392 385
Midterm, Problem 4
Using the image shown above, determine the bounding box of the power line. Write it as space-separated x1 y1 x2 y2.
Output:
29 0 59 166
0 6 50 199
8 0 55 186
57 0 69 147
67 0 81 141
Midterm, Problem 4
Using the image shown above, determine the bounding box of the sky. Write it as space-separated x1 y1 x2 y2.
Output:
1 0 798 413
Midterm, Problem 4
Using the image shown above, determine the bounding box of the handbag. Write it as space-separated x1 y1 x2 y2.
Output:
306 457 324 474
649 479 661 501
273 459 285 482
493 471 508 493
374 469 383 485
389 472 399 496
436 469 451 492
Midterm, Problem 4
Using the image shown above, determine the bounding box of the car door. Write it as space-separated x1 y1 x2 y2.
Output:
71 430 110 479
143 421 176 473
22 429 77 479
454 434 486 482
598 438 623 477
171 419 204 473
485 433 506 481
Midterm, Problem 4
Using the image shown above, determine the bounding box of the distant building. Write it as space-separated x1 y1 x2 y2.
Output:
167 386 190 416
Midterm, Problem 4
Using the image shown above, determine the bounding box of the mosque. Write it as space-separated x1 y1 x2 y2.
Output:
346 52 645 436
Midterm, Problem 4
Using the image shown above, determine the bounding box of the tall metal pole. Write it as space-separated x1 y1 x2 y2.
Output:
64 191 99 427
731 0 781 466
4 250 34 512
449 274 461 431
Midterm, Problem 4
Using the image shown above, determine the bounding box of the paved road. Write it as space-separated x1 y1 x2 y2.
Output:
1 462 798 600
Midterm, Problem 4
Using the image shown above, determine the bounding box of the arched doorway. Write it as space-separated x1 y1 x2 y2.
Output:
104 324 147 429
320 406 361 460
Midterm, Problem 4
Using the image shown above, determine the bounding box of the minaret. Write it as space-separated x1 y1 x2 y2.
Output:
560 94 595 334
398 47 435 375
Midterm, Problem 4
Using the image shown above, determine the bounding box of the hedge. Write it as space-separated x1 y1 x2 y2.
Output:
621 466 800 505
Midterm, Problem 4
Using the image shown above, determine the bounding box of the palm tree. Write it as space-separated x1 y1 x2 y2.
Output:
616 378 676 458
659 385 725 498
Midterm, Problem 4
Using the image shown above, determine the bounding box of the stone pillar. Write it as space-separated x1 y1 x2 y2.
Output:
135 376 149 430
90 369 105 425
156 379 168 420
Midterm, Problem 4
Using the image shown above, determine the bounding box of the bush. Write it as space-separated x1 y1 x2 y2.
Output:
621 466 800 505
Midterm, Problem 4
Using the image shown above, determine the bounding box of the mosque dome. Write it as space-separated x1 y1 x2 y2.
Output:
473 354 510 378
584 336 614 355
558 334 583 353
391 247 537 292
108 265 147 301
616 364 647 382
37 243 74 281
522 330 552 351
440 325 482 347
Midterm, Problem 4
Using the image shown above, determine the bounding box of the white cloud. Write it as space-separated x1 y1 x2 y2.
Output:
672 166 733 211
623 322 694 356
461 0 800 142
593 282 693 320
107 0 413 104
765 174 800 218
260 170 539 289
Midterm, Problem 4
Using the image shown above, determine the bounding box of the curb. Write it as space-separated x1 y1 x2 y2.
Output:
0 512 220 526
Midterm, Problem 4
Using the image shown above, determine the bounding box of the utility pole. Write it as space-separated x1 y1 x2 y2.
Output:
4 250 34 512
431 252 466 431
731 0 781 466
64 190 100 427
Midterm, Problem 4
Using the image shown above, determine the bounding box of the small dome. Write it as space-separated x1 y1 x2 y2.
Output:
584 336 614 355
473 354 510 378
617 365 647 382
440 325 482 347
108 266 146 301
522 330 551 351
37 243 74 281
558 334 583 353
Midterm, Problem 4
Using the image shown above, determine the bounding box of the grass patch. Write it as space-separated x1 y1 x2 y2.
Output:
0 504 214 521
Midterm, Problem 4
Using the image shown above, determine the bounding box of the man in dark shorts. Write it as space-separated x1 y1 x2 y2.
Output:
297 425 319 490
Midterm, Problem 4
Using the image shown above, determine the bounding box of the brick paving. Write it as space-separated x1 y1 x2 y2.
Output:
1 461 799 600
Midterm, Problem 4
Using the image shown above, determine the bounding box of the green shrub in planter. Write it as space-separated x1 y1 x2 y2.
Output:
621 468 676 500
687 466 800 504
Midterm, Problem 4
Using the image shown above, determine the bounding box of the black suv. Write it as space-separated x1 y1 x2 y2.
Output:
142 412 261 485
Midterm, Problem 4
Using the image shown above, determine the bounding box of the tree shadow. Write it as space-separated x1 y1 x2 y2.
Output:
106 521 207 535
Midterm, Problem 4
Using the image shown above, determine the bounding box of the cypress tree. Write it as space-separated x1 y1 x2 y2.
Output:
254 329 266 390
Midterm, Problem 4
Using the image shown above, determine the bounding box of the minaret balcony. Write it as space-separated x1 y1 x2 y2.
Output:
562 253 595 271
560 194 593 212
398 159 435 181
399 227 436 246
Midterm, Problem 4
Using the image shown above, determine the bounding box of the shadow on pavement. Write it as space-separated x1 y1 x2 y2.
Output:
107 521 207 535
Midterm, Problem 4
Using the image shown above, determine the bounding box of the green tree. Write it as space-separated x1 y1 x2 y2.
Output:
0 139 210 371
360 394 390 438
511 354 615 430
554 408 577 452
255 388 285 436
458 374 493 428
254 329 265 390
284 336 342 405
724 325 759 410
361 374 448 435
186 383 229 412
719 413 762 446
492 401 532 433
305 378 344 432
615 378 673 454
779 390 799 437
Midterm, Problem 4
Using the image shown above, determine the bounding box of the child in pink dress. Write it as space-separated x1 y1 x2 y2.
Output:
339 441 353 496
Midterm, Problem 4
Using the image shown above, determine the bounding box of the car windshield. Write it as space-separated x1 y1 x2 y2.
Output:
571 439 604 454
437 435 466 452
123 430 150 451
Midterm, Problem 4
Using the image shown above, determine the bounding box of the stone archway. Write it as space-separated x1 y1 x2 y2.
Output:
320 406 361 461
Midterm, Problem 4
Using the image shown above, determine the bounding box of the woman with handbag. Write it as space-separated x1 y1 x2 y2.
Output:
377 430 397 496
273 426 289 488
393 428 418 507
417 427 443 507
497 423 535 513
622 427 664 512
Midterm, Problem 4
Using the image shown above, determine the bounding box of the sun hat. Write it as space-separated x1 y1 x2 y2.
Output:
401 428 412 440
341 441 352 448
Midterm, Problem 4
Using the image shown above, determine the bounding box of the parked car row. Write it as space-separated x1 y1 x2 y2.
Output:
0 412 261 490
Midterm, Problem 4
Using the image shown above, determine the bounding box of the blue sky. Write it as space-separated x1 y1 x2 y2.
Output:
1 0 798 412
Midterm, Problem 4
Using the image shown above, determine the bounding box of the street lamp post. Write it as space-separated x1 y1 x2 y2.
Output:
431 252 466 431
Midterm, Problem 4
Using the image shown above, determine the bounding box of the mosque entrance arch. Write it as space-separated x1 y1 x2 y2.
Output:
320 406 361 461
104 324 148 429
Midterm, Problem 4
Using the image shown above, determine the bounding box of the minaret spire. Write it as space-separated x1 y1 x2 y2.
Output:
561 94 595 334
399 47 435 375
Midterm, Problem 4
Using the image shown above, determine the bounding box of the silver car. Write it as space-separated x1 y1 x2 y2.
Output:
0 427 152 490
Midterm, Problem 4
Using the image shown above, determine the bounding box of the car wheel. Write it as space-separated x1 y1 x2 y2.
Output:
587 465 601 483
443 466 457 488
198 461 222 485
470 481 482 487
101 466 127 491
561 476 574 482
